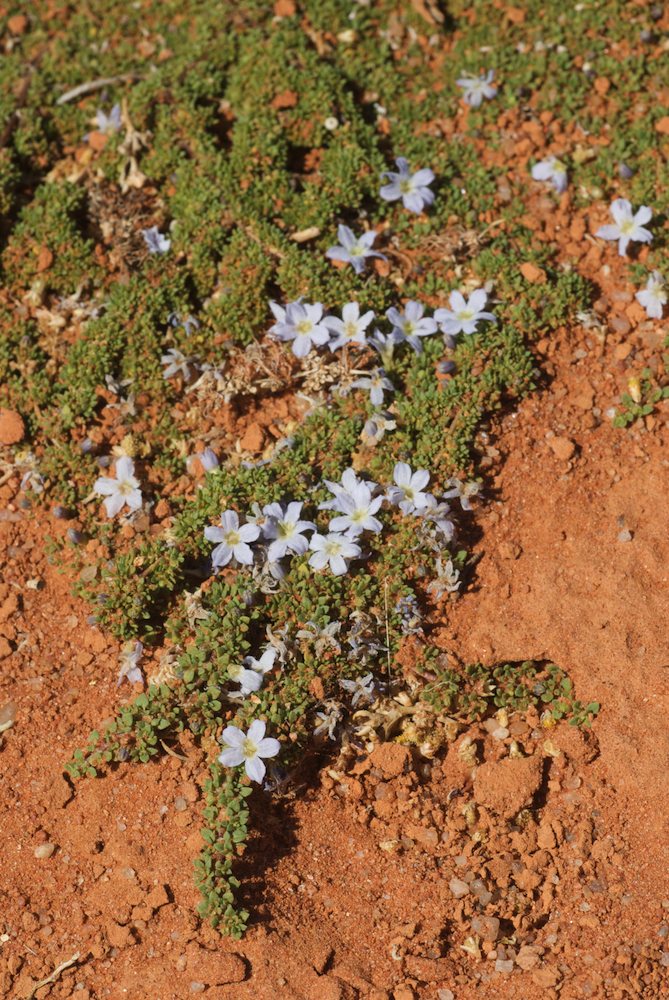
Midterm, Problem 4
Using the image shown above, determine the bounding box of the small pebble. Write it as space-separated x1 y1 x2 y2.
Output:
472 915 500 942
449 877 469 899
0 702 17 732
495 959 514 973
189 982 206 993
617 529 633 542
174 796 188 812
34 843 56 860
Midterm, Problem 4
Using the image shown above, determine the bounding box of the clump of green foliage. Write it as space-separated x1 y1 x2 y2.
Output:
422 659 600 727
612 366 669 428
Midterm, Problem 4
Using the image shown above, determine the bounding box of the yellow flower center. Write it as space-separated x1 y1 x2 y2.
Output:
242 738 257 757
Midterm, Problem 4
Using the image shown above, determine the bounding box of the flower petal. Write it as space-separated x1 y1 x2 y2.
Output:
245 755 266 783
596 225 620 241
218 747 245 767
221 725 245 748
247 719 266 743
257 737 281 759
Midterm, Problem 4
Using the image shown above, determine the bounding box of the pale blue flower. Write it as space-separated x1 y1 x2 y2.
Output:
199 447 219 471
339 673 376 706
218 720 280 783
143 226 171 254
117 640 143 687
421 498 455 541
168 312 200 336
227 661 266 696
269 299 330 357
326 225 386 274
324 302 375 351
596 198 652 257
443 478 481 511
96 103 122 134
386 300 437 353
380 158 435 213
387 462 431 514
368 328 396 367
320 468 378 511
351 368 394 406
261 501 315 560
314 703 343 740
456 70 497 107
531 156 568 194
328 481 383 537
635 271 666 319
362 410 396 445
205 510 260 568
161 348 192 380
308 532 361 575
434 289 496 336
94 456 142 518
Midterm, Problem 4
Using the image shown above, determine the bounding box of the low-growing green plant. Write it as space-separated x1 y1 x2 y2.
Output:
3 0 642 939
612 368 669 428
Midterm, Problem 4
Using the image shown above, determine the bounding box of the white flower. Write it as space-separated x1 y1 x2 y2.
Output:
308 532 362 575
635 271 666 319
427 557 461 598
326 225 386 274
94 456 143 518
296 620 342 656
161 348 192 380
227 661 265 696
340 672 376 706
596 198 653 257
421 498 455 541
200 448 219 471
314 703 343 740
117 640 143 687
351 368 394 406
227 647 276 696
443 477 480 511
387 462 432 514
379 158 435 214
369 328 396 367
142 226 171 254
95 103 121 134
456 70 497 107
434 289 496 336
187 448 219 475
218 720 280 783
324 302 375 351
531 156 568 193
329 481 383 536
204 510 260 569
320 468 377 511
268 299 331 358
361 410 397 445
386 301 438 353
244 647 277 678
261 501 315 560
